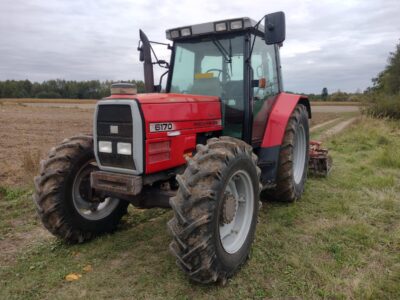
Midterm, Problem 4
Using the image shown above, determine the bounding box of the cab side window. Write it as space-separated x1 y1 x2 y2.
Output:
251 36 280 145
251 36 279 103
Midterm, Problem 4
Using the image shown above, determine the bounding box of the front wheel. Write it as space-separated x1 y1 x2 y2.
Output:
168 137 261 283
33 135 128 243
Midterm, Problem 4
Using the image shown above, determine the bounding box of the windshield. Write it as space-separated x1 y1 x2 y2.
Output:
170 35 245 138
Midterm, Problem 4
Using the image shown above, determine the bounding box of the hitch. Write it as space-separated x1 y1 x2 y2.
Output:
309 141 332 177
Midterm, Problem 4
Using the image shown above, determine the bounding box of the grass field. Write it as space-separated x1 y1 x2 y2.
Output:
0 117 399 299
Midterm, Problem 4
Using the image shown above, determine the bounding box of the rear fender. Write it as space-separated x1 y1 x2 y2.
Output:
258 92 311 186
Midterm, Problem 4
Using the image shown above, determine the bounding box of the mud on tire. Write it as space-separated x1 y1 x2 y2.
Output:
168 137 261 284
262 104 309 202
33 135 128 243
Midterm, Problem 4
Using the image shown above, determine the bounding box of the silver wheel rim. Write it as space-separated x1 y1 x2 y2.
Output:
72 161 120 221
293 124 306 184
219 170 254 254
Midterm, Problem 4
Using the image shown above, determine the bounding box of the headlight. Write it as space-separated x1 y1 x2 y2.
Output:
99 141 112 153
117 142 132 155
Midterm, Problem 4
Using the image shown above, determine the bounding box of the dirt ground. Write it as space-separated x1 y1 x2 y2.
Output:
0 102 357 187
0 104 93 187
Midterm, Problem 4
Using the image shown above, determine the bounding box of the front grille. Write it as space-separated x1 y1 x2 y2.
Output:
96 104 135 170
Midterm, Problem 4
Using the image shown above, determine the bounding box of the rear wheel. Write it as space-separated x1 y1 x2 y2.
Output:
33 135 128 243
168 137 261 283
262 104 309 202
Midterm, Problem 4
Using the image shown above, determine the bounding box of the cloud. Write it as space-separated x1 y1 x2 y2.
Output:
0 0 399 93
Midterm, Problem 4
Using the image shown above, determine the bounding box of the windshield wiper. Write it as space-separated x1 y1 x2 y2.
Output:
212 38 233 74
212 39 231 63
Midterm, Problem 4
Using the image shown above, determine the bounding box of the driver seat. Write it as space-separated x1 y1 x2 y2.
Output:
191 77 222 96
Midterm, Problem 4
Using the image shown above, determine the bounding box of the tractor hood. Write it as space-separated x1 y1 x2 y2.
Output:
137 93 219 104
136 93 222 133
104 92 222 131
101 92 222 174
106 92 219 104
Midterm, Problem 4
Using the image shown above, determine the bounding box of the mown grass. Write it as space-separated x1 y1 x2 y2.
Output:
0 117 399 299
0 187 38 238
309 112 344 128
310 111 359 140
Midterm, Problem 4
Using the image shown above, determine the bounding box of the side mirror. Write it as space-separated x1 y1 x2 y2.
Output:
264 11 285 45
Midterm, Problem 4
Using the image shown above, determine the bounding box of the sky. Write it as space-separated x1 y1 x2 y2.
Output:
0 0 399 93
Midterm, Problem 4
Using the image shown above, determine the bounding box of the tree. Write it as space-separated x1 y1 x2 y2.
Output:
372 41 400 95
329 90 350 102
364 41 400 120
321 87 328 101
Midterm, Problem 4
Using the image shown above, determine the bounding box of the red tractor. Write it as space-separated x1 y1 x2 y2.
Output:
34 12 311 283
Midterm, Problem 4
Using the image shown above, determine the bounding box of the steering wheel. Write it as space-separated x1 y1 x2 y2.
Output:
205 68 231 81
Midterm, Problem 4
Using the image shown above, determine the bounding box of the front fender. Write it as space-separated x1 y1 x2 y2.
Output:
261 92 311 148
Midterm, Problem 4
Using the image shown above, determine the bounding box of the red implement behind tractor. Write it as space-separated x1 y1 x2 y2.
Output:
33 12 330 283
309 141 332 176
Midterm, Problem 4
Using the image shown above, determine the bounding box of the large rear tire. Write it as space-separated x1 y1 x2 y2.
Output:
262 104 309 202
33 135 128 243
168 137 261 283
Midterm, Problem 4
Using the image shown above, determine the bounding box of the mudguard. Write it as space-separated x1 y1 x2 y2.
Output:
258 92 311 186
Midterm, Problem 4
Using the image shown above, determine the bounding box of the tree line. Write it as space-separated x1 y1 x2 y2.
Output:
286 89 365 102
0 79 145 99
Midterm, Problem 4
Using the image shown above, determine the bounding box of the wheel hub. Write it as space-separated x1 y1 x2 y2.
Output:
219 170 255 254
221 192 237 224
72 161 120 220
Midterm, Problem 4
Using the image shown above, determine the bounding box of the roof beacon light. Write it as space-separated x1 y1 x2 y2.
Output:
215 22 227 32
180 27 192 37
230 20 243 30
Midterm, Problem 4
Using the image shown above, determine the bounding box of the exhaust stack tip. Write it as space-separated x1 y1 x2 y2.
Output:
110 83 137 95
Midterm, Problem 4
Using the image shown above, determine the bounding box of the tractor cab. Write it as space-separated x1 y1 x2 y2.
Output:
138 12 286 146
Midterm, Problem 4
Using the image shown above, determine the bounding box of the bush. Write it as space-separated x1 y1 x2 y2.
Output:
35 91 62 98
362 93 400 120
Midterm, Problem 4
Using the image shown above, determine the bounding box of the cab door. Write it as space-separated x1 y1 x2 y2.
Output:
250 36 280 146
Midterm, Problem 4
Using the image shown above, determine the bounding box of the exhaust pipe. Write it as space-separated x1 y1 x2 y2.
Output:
138 30 155 93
